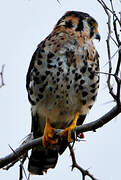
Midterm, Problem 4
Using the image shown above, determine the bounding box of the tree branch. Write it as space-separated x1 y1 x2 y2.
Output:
0 105 121 170
0 65 5 88
68 144 97 180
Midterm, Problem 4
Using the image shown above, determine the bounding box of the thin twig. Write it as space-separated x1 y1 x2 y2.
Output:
0 64 5 88
68 144 97 180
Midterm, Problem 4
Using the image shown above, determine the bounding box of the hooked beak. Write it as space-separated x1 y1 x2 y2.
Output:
95 32 101 41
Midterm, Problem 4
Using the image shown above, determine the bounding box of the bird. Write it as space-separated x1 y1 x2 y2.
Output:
26 11 100 175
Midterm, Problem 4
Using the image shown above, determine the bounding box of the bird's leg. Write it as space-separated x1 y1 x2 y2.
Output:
42 117 58 147
60 112 79 143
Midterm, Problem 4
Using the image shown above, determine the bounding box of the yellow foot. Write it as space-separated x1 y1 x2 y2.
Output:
60 112 79 143
42 117 58 147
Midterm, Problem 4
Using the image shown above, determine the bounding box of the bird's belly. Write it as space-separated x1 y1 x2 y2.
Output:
34 72 99 129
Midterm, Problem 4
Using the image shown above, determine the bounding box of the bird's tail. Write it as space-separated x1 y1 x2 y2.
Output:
28 146 58 175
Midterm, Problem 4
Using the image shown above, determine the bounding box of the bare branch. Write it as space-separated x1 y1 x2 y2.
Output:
0 105 121 170
68 144 97 180
0 65 5 88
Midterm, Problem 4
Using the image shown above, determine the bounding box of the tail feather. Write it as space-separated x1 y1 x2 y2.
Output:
28 147 58 175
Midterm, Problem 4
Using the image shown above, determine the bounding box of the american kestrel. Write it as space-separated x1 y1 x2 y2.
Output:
26 11 100 175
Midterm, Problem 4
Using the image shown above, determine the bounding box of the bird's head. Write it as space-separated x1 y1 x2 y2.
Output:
56 11 101 41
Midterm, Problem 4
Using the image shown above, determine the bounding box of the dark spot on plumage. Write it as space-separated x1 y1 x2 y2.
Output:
90 83 96 88
34 77 40 84
29 89 33 95
61 84 63 87
75 73 82 81
65 20 73 28
65 77 69 81
46 71 50 76
89 73 95 79
80 66 87 73
55 85 58 90
95 66 99 71
82 91 88 97
47 59 52 63
97 85 99 89
76 89 79 93
56 95 60 99
54 102 57 105
38 94 43 99
48 44 52 46
41 75 46 81
58 67 63 72
47 64 56 69
57 78 60 82
35 71 40 76
37 60 42 65
88 105 93 109
38 52 43 59
66 94 68 97
72 69 76 74
82 100 86 105
58 61 63 66
57 71 60 76
47 52 54 59
36 98 40 102
57 57 60 61
77 114 86 126
53 81 56 84
83 60 88 66
91 94 97 101
33 67 38 72
39 87 45 93
66 100 69 104
70 80 72 84
67 85 70 89
75 17 84 31
49 87 53 91
88 67 93 72
80 79 85 84
79 85 83 90
28 95 36 105
57 44 60 48
52 76 54 81
90 89 96 93
61 37 64 40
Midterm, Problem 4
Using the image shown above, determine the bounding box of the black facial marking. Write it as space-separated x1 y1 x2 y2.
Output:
65 20 73 28
76 18 84 31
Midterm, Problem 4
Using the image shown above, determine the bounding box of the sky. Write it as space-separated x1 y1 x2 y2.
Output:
0 0 121 180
